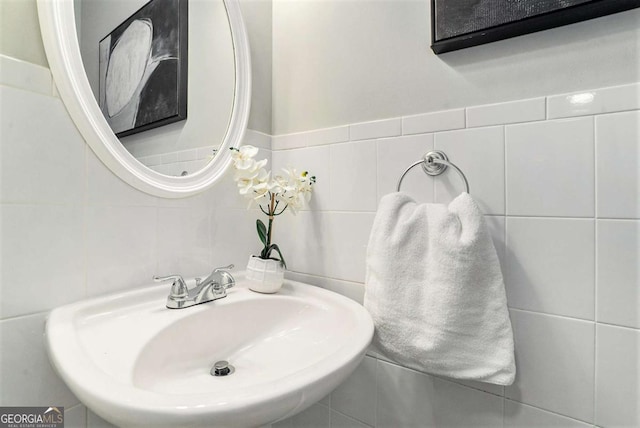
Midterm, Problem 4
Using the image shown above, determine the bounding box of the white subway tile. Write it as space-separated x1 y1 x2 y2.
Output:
597 220 640 329
196 146 217 160
290 403 330 428
272 417 293 428
402 108 465 135
330 411 370 428
272 126 349 150
504 400 591 427
209 208 263 269
278 211 374 283
177 148 199 162
506 218 595 320
157 207 212 278
548 83 640 119
330 356 377 426
0 86 86 205
0 54 52 96
596 110 640 219
64 405 87 428
434 126 505 214
329 141 377 211
272 146 330 211
161 151 178 164
284 271 365 305
445 376 504 397
87 409 117 428
85 206 158 296
146 154 162 166
243 129 272 150
467 98 546 128
595 324 640 428
184 159 206 174
376 134 435 204
86 149 157 207
505 310 595 422
191 170 245 211
506 117 594 217
0 205 86 318
376 361 503 427
350 118 401 141
0 313 79 407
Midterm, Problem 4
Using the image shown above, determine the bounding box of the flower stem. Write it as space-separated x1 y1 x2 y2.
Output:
266 193 275 249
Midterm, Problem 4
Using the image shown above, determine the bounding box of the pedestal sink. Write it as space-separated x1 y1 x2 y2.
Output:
45 275 374 427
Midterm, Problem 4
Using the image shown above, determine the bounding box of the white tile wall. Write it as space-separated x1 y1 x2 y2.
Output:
595 324 640 428
330 356 377 426
350 118 401 142
329 141 378 211
596 220 640 329
434 126 505 214
466 97 546 128
504 400 592 428
595 110 640 219
64 405 87 428
0 86 87 205
505 217 595 320
2 56 638 428
376 361 503 428
272 126 349 150
506 117 595 217
402 108 465 135
506 310 595 422
0 313 79 408
547 83 640 119
376 134 435 203
272 81 639 428
272 145 331 210
0 55 53 96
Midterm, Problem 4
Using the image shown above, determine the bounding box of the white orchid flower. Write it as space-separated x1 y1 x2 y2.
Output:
230 145 262 171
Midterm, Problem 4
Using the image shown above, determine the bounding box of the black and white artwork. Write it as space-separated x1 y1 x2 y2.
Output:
431 0 640 54
99 0 188 137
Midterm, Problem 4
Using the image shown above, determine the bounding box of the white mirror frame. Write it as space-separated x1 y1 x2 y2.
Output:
37 0 251 198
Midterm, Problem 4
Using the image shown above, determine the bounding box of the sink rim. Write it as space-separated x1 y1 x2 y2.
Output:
45 275 374 425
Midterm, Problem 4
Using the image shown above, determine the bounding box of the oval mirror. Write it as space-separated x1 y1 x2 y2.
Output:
37 0 251 198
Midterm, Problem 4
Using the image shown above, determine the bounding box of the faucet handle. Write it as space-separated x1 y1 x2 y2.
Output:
153 274 189 299
213 264 234 273
212 264 235 290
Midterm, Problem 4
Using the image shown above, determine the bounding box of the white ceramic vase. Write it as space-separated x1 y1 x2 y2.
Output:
246 255 285 293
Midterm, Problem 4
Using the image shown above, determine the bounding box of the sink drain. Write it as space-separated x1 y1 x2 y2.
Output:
211 360 235 377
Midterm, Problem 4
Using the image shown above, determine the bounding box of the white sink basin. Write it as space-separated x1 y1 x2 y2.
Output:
45 276 374 427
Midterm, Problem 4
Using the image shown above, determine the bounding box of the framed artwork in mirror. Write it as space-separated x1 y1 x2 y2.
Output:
431 0 640 54
99 0 188 138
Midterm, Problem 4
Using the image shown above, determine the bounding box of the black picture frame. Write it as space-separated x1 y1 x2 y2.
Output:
431 0 640 54
99 0 188 138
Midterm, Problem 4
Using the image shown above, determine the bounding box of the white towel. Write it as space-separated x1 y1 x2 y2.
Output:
364 192 515 385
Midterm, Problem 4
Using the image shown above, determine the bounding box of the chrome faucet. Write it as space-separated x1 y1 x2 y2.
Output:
153 264 235 309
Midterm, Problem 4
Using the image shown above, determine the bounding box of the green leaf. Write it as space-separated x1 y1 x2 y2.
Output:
267 244 287 269
256 219 267 246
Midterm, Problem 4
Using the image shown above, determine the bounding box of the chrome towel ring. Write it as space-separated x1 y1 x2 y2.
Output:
396 150 470 193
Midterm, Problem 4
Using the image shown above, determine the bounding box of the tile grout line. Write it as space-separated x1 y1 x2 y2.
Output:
592 113 599 424
503 397 596 426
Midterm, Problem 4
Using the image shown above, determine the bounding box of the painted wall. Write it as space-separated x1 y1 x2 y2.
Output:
0 0 48 67
272 0 640 134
